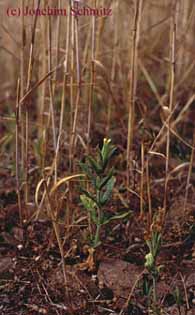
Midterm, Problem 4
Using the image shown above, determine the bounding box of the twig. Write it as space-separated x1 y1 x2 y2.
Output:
179 272 190 310
16 78 23 225
184 127 195 212
164 1 177 213
127 0 143 185
119 269 145 315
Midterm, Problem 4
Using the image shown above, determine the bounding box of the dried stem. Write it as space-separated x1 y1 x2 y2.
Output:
164 2 177 213
184 127 195 212
20 0 25 171
69 0 76 172
69 2 82 172
106 1 118 133
43 179 69 298
140 141 144 217
127 0 143 185
87 1 96 149
55 2 71 179
47 15 57 182
16 78 22 225
25 0 41 203
146 159 152 225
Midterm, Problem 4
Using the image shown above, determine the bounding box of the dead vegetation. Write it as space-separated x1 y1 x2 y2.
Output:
0 0 195 314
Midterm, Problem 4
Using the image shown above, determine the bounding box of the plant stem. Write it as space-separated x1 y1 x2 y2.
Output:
152 275 157 305
127 0 143 185
94 224 101 247
94 189 101 247
16 78 22 225
164 1 177 214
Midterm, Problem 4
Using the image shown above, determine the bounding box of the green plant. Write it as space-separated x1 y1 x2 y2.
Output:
80 138 130 248
142 274 152 301
173 286 183 315
144 230 162 313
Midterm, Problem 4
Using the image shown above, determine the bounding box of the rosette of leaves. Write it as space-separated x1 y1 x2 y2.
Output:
80 138 130 248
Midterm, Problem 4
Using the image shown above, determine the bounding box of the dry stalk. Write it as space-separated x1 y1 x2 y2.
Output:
20 0 25 170
138 58 165 109
87 0 96 149
69 0 76 172
37 0 47 168
140 141 144 217
95 0 113 58
43 179 69 298
55 2 71 179
16 78 22 225
163 2 177 213
19 65 62 108
184 127 195 212
47 15 57 182
119 270 145 315
176 0 191 78
127 0 143 185
180 272 190 310
66 1 82 230
25 0 41 203
52 0 62 94
146 159 152 225
85 0 97 236
69 1 82 173
106 0 118 133
148 94 195 158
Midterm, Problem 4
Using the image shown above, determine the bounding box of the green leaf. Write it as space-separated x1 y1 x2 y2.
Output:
152 232 161 258
100 176 116 206
79 162 93 178
80 195 99 224
102 210 131 225
80 195 96 210
80 188 97 205
146 240 153 254
144 253 154 270
101 138 111 162
98 147 104 164
95 177 101 190
107 146 117 162
79 162 96 187
174 286 183 305
143 277 152 297
100 139 117 170
98 169 114 190
86 155 102 174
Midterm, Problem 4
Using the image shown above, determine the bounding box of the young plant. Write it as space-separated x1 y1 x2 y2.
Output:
80 138 130 248
142 274 153 302
144 220 162 313
173 286 183 315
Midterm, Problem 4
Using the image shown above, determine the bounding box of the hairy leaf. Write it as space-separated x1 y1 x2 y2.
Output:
86 156 102 175
100 176 116 206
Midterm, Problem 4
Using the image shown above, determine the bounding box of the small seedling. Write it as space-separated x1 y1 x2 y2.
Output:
80 138 130 248
142 274 153 301
173 286 183 315
144 230 162 313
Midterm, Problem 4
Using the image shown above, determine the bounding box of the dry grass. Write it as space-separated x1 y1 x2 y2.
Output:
0 0 195 263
